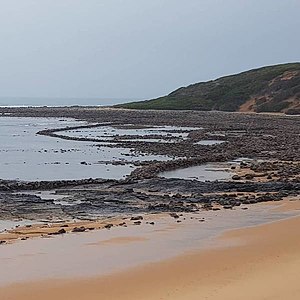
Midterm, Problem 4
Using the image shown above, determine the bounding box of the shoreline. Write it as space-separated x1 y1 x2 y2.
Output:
0 108 299 299
1 197 298 245
0 200 300 300
1 205 300 300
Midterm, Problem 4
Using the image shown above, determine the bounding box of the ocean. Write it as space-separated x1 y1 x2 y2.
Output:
0 97 134 107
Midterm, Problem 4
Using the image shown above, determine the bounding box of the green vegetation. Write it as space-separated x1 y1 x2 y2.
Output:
116 63 300 113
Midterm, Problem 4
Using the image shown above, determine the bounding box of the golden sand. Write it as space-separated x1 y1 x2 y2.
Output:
1 201 300 300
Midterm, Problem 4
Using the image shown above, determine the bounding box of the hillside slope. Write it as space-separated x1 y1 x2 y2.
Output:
116 63 300 114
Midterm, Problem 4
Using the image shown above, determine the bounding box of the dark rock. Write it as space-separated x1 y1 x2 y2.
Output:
130 216 144 221
170 213 180 219
72 226 86 232
223 205 233 209
104 224 113 229
212 207 221 211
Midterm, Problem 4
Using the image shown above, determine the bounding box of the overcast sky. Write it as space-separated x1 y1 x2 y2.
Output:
0 0 299 100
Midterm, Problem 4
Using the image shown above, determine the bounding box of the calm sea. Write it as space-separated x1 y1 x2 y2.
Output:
0 97 134 107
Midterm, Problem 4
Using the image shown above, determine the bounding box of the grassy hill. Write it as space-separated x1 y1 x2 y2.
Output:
116 63 300 114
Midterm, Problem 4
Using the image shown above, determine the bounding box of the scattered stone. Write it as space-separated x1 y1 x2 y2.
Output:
72 226 86 232
245 174 254 180
130 216 144 221
104 224 114 229
223 205 233 209
170 213 180 219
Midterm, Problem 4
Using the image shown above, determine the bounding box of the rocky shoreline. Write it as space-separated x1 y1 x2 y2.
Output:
0 107 299 241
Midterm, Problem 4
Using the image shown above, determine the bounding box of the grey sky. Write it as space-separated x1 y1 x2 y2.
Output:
0 0 299 99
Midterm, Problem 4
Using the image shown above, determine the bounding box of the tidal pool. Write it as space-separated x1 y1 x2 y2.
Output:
195 140 226 146
159 163 233 181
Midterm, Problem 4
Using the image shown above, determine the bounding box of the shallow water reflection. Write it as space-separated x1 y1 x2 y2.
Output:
160 163 232 181
0 117 170 181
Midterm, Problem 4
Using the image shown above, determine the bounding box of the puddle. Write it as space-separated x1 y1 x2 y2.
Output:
159 163 233 181
195 140 226 146
17 191 67 201
0 220 41 233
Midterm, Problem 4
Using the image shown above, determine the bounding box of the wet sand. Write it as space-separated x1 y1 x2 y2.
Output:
1 200 300 300
0 217 129 243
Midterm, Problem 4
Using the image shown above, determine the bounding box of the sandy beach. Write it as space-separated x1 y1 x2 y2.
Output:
0 2 299 299
1 200 299 300
0 111 299 300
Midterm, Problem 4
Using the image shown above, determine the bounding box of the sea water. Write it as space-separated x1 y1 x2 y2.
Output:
0 117 170 181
